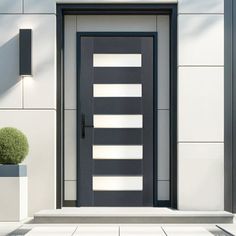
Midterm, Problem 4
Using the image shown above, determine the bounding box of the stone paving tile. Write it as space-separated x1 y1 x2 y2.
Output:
3 224 234 236
208 226 232 236
163 226 214 236
73 226 119 236
25 226 77 236
120 226 165 236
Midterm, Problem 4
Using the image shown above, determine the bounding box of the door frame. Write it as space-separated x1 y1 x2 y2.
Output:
56 3 178 209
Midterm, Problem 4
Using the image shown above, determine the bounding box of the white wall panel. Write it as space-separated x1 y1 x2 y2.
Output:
19 177 28 221
158 181 169 201
0 15 56 109
0 177 27 221
64 110 77 181
157 16 170 109
158 110 170 180
77 15 156 32
64 15 77 109
178 0 224 212
23 15 56 108
178 67 224 142
178 15 224 66
0 83 22 109
0 110 56 216
178 143 224 210
65 181 76 200
0 0 22 13
0 15 23 108
179 0 224 14
24 0 56 13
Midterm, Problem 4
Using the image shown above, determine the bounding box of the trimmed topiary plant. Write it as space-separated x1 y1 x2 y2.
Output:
0 127 29 164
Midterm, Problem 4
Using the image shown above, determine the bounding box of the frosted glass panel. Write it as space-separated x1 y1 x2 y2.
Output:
93 176 143 191
93 84 142 97
93 145 143 159
93 54 142 67
158 181 170 201
94 115 143 128
64 181 76 201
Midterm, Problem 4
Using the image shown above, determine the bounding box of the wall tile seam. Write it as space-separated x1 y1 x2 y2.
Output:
64 180 172 184
177 65 224 67
22 78 24 109
155 15 158 37
56 0 178 3
0 13 56 15
65 109 170 110
178 141 224 144
0 108 57 111
178 13 224 15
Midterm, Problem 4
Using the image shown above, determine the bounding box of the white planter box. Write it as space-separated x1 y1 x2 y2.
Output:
0 165 28 221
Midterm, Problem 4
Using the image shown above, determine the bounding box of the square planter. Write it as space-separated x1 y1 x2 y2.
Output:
0 165 28 221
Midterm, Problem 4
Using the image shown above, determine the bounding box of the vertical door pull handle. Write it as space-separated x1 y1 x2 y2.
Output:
81 113 94 138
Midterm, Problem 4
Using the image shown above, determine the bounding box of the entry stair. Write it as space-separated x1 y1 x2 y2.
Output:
33 207 234 224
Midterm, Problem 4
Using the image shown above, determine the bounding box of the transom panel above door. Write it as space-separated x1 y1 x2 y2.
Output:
77 33 157 206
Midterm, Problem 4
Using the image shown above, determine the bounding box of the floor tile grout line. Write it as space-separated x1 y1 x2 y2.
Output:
161 226 168 236
71 225 79 236
216 225 235 236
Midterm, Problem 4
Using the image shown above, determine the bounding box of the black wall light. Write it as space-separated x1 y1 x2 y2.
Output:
19 29 32 76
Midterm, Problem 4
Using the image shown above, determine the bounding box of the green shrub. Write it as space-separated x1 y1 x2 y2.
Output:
0 127 29 164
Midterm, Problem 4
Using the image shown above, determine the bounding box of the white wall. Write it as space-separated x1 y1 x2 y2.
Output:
0 1 56 216
0 0 225 215
178 0 224 210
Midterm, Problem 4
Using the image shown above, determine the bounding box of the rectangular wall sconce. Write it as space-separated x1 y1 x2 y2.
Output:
19 29 32 76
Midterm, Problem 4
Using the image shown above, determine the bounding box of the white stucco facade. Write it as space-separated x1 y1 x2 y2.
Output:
0 0 224 216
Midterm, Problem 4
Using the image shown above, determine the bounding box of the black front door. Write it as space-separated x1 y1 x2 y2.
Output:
77 33 156 206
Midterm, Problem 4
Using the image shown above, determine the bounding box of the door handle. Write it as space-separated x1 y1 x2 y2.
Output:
81 113 94 138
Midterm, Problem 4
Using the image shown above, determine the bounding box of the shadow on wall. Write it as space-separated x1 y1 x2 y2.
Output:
0 1 21 13
0 34 21 97
179 0 223 13
180 14 222 38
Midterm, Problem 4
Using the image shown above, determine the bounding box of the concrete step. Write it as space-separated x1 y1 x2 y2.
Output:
33 208 234 224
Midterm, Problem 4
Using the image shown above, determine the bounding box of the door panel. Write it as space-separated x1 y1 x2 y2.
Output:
78 33 156 206
94 98 142 114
